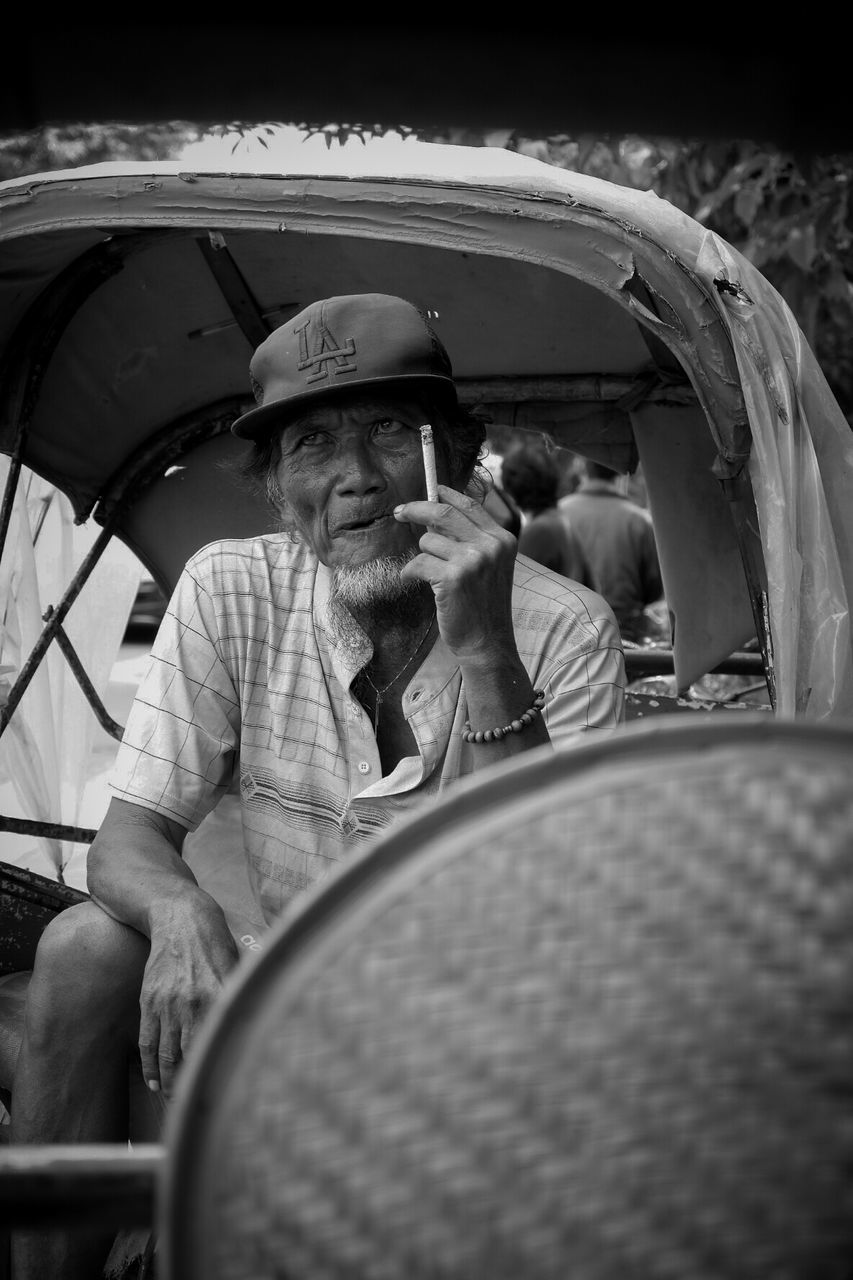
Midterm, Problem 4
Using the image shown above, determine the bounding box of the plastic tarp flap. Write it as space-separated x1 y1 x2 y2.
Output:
630 400 756 689
0 462 141 879
696 232 853 719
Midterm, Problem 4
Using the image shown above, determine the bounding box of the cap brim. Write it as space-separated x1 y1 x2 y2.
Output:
231 374 458 441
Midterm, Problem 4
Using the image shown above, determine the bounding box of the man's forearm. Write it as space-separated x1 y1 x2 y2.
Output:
87 798 240 1097
459 648 551 765
87 799 227 941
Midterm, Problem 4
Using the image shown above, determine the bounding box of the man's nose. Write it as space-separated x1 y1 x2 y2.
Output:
334 439 385 494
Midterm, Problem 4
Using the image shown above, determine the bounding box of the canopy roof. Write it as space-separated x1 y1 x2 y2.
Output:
1 141 851 716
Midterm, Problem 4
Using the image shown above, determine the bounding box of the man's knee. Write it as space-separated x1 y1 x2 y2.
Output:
25 902 148 1043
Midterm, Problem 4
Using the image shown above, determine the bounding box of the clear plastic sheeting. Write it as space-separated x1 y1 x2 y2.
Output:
696 232 853 720
0 461 141 879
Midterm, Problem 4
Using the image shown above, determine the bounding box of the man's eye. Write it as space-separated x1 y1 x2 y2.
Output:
296 431 326 448
373 419 406 437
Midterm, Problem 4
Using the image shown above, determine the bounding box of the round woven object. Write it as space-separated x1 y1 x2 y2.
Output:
162 717 853 1280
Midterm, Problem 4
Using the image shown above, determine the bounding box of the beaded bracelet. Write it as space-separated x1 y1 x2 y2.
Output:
461 690 546 744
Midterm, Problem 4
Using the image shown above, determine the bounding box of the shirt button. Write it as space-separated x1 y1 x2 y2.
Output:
358 760 371 774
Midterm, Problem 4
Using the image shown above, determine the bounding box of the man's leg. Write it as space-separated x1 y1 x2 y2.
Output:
10 900 150 1280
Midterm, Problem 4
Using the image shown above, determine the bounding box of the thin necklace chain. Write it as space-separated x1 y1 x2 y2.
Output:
357 610 436 733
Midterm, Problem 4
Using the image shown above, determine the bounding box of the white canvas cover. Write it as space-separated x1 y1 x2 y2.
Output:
0 460 140 877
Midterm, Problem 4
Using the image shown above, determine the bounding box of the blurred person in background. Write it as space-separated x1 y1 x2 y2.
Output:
557 459 663 643
480 433 522 537
501 439 592 584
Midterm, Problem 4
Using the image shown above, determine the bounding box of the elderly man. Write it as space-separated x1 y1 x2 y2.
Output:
10 294 624 1279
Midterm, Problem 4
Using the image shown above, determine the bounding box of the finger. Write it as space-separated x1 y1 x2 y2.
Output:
395 484 480 526
412 530 484 566
399 549 454 583
433 485 490 518
138 1009 162 1093
395 486 501 537
157 1037 183 1098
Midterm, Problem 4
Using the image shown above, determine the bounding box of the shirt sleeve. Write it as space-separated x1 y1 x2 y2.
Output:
511 556 626 742
108 562 241 830
542 604 626 742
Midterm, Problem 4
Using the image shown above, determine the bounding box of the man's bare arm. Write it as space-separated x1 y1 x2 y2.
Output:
87 798 239 1096
88 797 193 927
396 485 550 764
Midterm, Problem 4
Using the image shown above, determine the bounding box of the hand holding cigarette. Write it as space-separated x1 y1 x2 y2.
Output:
420 424 439 503
394 484 520 662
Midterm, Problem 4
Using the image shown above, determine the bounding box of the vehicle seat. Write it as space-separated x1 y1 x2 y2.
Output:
160 715 853 1280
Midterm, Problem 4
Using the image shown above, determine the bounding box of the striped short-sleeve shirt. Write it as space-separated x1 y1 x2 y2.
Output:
109 535 625 923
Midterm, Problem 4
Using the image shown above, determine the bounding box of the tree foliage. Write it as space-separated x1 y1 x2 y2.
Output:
2 120 851 417
0 122 203 181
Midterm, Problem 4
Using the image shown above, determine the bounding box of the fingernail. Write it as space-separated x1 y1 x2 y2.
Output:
393 505 404 517
147 1080 160 1093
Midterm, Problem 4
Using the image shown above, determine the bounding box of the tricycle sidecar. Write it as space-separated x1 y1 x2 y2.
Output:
1 138 853 1274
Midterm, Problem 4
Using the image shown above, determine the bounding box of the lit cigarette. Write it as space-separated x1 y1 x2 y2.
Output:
420 424 439 502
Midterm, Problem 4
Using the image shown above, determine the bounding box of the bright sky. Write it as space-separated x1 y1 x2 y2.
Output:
174 124 537 183
177 124 421 167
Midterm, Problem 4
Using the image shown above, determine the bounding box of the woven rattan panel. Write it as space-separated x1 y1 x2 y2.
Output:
165 726 853 1280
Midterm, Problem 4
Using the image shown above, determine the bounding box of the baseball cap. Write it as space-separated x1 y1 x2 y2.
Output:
231 293 457 441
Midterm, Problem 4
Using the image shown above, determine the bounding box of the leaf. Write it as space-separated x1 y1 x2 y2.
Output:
576 133 597 170
483 129 514 149
824 265 853 306
516 138 551 163
786 225 818 271
734 183 763 228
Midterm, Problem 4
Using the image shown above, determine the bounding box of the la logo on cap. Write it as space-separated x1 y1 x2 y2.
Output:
295 309 357 385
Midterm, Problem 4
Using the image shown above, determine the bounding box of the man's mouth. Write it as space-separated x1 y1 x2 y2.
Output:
336 513 392 534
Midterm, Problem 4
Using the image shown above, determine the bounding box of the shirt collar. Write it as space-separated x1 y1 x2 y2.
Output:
578 479 622 496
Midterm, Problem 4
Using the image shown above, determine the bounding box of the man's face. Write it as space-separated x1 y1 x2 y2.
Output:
274 393 448 568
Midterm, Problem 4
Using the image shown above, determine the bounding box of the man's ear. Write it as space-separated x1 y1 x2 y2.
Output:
462 463 491 504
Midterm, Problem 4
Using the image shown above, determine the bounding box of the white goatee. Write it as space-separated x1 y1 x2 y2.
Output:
326 553 423 659
330 553 419 610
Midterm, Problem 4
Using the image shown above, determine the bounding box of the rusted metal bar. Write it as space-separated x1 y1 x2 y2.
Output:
624 648 766 679
0 522 116 739
0 815 98 843
717 467 776 709
0 1144 163 1229
51 616 124 741
0 439 25 572
0 400 243 745
455 373 697 406
0 233 152 742
196 230 272 349
1 858 89 975
0 232 248 840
